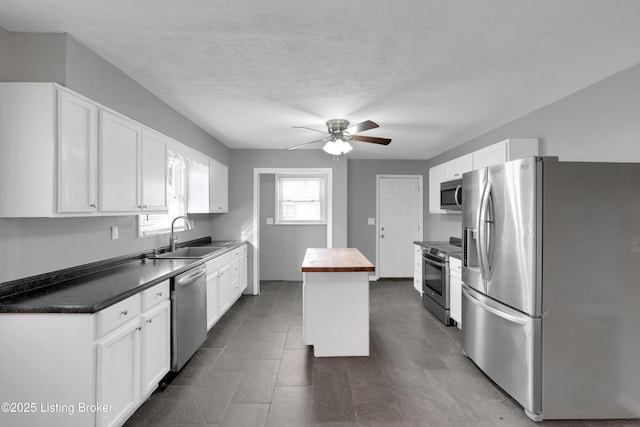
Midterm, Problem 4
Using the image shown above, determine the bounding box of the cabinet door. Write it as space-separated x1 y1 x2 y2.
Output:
209 159 228 212
428 163 446 214
141 301 170 398
57 90 99 213
218 264 232 314
472 142 506 170
187 158 210 213
96 320 141 427
99 110 142 212
207 271 220 330
240 253 248 293
443 154 473 181
413 245 423 294
140 129 168 212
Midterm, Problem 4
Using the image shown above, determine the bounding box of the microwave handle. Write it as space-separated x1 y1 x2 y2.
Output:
455 185 462 207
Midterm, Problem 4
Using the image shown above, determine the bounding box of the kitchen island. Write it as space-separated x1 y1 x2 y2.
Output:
301 248 374 357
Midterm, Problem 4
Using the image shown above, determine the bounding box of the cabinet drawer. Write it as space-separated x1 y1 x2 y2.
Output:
206 252 231 273
142 280 170 311
97 294 141 337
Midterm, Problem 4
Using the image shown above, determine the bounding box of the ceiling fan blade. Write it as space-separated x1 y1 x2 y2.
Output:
347 120 379 133
352 135 392 145
287 138 326 150
293 126 327 133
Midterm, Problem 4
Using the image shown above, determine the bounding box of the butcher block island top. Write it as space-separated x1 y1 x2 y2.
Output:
301 248 375 273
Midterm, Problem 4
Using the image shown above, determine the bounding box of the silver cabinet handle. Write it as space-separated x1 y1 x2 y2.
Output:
146 319 153 324
121 310 128 316
136 326 142 331
90 203 97 208
157 292 163 297
381 234 385 238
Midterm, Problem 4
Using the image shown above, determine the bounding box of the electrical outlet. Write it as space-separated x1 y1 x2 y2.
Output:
368 218 375 225
111 226 119 240
266 218 274 225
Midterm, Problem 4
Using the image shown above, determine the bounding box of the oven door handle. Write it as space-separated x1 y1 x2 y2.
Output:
423 256 447 268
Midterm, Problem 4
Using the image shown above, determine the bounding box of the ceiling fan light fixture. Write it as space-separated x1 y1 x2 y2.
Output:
323 138 352 156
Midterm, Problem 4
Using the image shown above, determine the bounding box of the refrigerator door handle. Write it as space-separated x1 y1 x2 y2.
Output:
462 286 527 326
478 179 492 283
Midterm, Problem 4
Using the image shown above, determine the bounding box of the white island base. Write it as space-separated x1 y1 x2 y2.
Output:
301 248 374 357
303 271 369 356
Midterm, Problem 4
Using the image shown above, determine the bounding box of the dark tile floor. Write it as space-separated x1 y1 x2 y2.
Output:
125 280 640 427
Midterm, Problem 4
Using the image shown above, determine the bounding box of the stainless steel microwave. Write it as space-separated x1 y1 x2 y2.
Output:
440 179 462 210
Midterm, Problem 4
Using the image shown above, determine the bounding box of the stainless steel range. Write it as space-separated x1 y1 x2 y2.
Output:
421 237 461 326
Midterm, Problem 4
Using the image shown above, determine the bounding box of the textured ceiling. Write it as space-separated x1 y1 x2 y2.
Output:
1 0 640 159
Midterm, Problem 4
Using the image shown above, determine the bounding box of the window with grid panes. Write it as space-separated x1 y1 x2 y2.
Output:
275 174 327 224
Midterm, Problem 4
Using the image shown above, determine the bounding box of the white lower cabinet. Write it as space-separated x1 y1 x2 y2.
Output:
0 281 170 427
95 283 170 427
449 257 462 329
413 244 423 294
206 244 249 331
206 253 229 330
96 319 141 427
140 301 171 396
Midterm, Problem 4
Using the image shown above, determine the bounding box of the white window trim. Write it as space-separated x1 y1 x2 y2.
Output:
274 173 327 225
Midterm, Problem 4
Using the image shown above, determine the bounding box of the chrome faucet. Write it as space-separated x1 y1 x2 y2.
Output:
169 216 194 251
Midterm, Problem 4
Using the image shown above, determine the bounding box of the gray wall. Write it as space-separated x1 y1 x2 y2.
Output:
0 30 227 283
424 62 640 241
347 160 427 266
210 149 348 246
0 27 9 81
5 32 66 84
64 37 228 164
209 149 348 284
259 175 326 281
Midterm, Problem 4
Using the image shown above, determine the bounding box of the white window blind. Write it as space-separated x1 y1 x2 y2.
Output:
275 174 327 224
138 151 187 237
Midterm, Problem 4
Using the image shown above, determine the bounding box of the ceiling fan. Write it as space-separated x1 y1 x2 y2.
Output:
289 119 391 156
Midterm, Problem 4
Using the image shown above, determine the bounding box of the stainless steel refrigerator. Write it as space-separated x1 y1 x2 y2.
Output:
462 156 640 421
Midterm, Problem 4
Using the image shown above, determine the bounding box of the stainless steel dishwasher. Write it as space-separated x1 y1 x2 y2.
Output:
171 266 207 371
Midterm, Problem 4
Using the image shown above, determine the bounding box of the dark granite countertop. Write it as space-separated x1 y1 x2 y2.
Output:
0 240 246 314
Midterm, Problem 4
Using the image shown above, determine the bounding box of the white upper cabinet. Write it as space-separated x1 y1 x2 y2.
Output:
0 83 61 217
140 129 168 211
428 163 446 214
99 110 169 214
429 138 538 214
187 150 210 214
209 159 229 213
57 90 99 213
443 153 473 181
0 82 223 218
99 110 142 213
472 138 539 170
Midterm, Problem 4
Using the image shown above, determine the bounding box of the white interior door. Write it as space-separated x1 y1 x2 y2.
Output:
378 176 422 278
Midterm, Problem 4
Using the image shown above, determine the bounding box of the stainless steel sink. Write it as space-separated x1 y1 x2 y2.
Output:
151 246 225 259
